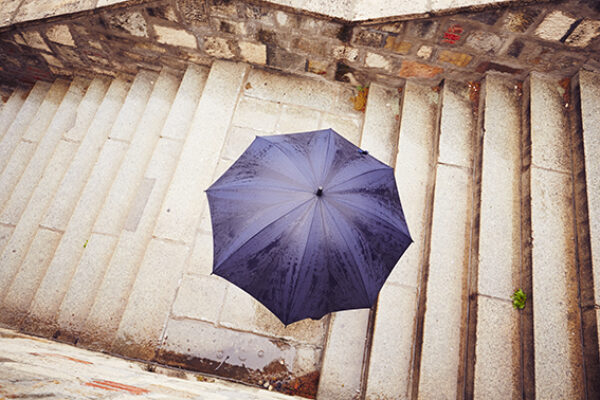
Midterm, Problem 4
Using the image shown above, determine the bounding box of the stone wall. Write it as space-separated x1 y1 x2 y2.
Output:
0 0 599 89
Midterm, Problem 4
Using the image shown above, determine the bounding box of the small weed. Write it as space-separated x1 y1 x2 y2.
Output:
83 239 88 248
511 289 527 309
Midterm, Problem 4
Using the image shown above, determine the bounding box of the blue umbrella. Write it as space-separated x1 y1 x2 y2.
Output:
206 129 412 325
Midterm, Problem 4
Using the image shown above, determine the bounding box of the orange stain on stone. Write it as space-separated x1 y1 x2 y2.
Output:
84 380 149 395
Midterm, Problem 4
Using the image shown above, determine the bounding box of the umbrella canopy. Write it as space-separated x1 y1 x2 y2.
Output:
206 129 412 325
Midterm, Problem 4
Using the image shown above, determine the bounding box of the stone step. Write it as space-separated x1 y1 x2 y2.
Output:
41 72 152 232
0 79 70 205
417 80 475 399
318 82 400 400
0 81 51 174
0 87 29 141
79 64 209 351
579 70 600 360
22 72 159 336
112 61 248 360
56 66 203 343
0 139 79 326
365 81 440 400
0 77 90 225
529 72 584 399
472 74 524 398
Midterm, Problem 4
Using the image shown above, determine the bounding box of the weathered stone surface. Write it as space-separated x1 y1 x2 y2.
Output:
579 70 600 312
465 30 504 54
534 11 577 41
418 164 472 399
107 11 148 37
332 46 359 62
505 39 525 58
21 31 51 52
398 60 443 78
529 74 571 172
406 19 438 39
306 59 328 75
239 41 266 65
14 0 95 24
503 9 541 32
384 36 412 54
473 297 521 399
172 274 228 322
353 29 385 47
276 104 320 133
203 36 235 58
319 113 361 145
267 47 305 72
437 80 473 168
46 25 74 46
0 0 22 26
219 283 329 346
565 18 600 48
155 25 197 48
477 74 521 298
41 54 64 68
530 167 585 400
417 45 433 59
232 96 280 132
365 52 392 71
360 82 399 165
177 0 207 24
438 49 472 67
365 284 417 399
317 310 369 400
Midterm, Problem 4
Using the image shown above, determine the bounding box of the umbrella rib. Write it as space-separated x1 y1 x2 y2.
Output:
257 136 316 187
321 201 372 306
332 196 411 242
213 197 315 274
326 167 391 192
285 200 321 323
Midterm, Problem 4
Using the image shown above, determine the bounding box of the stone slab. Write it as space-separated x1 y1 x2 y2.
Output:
62 76 111 142
0 81 50 174
530 73 572 173
276 104 321 134
0 228 61 326
232 96 281 132
477 74 521 298
318 113 361 145
112 239 189 359
438 80 474 169
473 296 521 399
386 81 439 288
316 309 370 400
219 283 329 347
534 10 577 42
0 77 88 225
27 138 128 331
0 224 13 256
82 137 182 349
530 167 584 400
365 284 417 399
0 140 77 302
579 70 600 309
42 76 131 232
153 61 248 244
0 87 28 140
359 83 400 166
418 164 472 399
93 70 180 236
172 274 228 323
244 69 339 113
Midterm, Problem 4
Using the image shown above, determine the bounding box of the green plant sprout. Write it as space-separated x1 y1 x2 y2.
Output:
511 289 527 309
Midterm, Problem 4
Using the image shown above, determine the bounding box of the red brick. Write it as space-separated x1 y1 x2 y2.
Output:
398 60 443 78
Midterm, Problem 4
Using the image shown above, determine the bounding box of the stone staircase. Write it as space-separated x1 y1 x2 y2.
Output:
0 59 599 399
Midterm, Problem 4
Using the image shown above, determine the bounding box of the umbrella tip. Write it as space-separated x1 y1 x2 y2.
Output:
316 186 323 197
359 149 368 155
